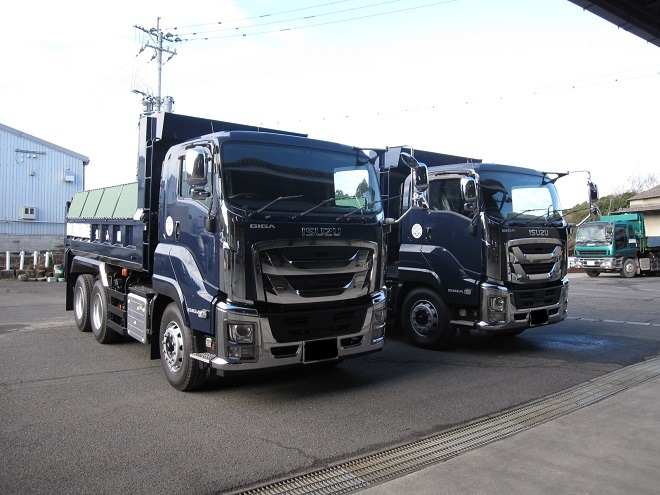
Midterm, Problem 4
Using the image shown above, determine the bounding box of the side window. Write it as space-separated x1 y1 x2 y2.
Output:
615 227 627 249
428 178 469 217
179 150 213 207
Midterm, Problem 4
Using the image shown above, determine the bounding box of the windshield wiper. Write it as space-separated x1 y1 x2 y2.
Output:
292 197 335 219
503 205 559 225
247 195 303 218
520 209 563 226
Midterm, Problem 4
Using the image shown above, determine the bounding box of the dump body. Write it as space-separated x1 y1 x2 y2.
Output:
64 112 386 390
379 148 569 348
574 212 660 277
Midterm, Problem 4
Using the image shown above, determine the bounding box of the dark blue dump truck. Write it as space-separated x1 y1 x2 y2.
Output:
65 112 388 390
377 148 570 349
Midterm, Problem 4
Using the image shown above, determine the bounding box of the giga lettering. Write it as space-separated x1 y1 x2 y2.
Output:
302 227 341 237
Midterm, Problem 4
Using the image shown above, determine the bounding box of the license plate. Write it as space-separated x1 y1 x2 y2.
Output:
303 339 338 362
587 261 596 266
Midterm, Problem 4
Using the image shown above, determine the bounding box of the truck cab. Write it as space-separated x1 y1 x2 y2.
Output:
574 213 649 277
65 112 388 390
379 149 569 348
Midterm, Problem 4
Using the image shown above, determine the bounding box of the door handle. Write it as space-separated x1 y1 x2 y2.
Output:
175 221 181 241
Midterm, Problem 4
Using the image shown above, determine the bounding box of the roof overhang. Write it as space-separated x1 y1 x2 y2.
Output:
568 1 660 48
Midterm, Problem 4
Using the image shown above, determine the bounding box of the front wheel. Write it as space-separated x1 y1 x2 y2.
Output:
159 303 207 391
585 270 600 277
401 288 454 349
621 258 636 278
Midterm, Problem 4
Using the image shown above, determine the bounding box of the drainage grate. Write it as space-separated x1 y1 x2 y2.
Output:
233 357 660 495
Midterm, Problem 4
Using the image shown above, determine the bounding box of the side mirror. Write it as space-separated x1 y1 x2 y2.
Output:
461 177 477 201
588 180 599 203
191 188 211 201
185 148 208 186
399 152 419 170
460 177 477 213
413 164 428 193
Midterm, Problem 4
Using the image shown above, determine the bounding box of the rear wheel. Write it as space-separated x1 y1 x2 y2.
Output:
401 288 454 349
90 280 118 344
621 258 636 278
585 270 600 277
73 274 94 332
159 303 207 391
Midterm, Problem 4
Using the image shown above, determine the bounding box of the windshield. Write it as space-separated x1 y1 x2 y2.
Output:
575 222 612 245
479 170 563 225
221 142 382 216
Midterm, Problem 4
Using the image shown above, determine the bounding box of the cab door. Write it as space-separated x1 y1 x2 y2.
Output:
158 144 219 333
401 177 481 307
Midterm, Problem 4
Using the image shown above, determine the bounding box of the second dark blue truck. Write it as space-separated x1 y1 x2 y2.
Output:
377 148 570 349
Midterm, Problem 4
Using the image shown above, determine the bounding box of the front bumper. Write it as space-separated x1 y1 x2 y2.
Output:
474 277 569 333
573 257 620 271
190 290 387 374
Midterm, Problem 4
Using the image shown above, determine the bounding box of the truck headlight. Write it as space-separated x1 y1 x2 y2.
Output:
228 322 255 344
489 296 506 313
371 305 387 343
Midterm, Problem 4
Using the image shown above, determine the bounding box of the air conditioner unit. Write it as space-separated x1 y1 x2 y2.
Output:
19 206 36 220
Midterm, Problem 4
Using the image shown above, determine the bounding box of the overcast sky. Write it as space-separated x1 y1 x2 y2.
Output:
2 0 659 208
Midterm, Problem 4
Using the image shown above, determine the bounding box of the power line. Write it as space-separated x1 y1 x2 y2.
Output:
171 0 405 37
166 0 355 30
176 0 458 42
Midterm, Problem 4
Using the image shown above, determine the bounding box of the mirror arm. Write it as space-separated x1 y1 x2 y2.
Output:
385 205 414 225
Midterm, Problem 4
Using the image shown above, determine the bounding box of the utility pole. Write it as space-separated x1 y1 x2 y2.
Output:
133 17 180 114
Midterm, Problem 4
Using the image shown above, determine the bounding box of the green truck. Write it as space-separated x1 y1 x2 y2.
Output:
573 212 660 277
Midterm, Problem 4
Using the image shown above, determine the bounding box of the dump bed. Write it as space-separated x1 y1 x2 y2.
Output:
66 182 144 270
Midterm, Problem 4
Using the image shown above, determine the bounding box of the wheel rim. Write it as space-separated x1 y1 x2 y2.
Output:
410 300 438 336
162 322 184 373
624 261 635 275
91 292 103 330
74 285 84 320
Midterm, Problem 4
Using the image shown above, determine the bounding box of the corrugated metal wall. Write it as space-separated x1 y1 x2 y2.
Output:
0 124 87 245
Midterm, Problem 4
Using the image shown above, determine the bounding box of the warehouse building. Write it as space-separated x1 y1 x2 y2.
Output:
0 122 88 253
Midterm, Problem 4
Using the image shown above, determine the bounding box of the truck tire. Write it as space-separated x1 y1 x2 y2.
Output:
159 303 207 391
401 288 454 349
585 270 600 277
90 280 119 344
621 258 636 278
73 274 94 332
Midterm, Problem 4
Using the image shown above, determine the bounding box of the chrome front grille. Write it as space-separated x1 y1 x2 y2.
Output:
253 239 377 304
508 238 564 283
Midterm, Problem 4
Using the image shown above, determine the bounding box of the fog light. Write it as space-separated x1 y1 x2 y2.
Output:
228 323 255 344
372 324 385 342
489 296 506 312
489 311 505 323
228 345 255 360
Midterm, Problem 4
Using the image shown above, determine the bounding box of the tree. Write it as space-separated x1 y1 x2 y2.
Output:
628 173 658 193
355 178 369 198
